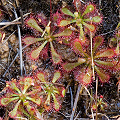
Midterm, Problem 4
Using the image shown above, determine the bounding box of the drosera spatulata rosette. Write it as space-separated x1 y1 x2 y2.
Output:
60 2 102 44
92 95 107 111
22 14 72 64
35 71 65 111
0 77 42 119
62 36 118 84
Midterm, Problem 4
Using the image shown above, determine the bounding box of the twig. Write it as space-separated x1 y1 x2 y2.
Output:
91 108 95 120
73 0 85 4
3 46 27 77
84 86 95 101
90 30 95 80
95 77 98 120
13 7 23 76
58 111 69 120
70 84 82 120
74 110 81 120
0 21 21 26
41 21 51 37
89 113 110 120
99 0 101 7
0 12 31 30
3 52 19 77
99 29 116 36
70 86 74 111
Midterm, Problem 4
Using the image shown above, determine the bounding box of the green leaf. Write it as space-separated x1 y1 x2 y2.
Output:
78 23 86 43
74 41 89 57
51 93 60 111
23 37 45 45
1 97 19 106
61 8 75 17
53 29 72 37
52 71 61 83
94 66 110 83
82 4 95 16
26 96 41 105
82 22 95 31
94 49 114 58
30 40 48 59
60 20 73 26
50 42 61 64
23 77 33 94
27 18 43 33
93 36 103 54
94 60 117 67
92 16 102 23
9 100 21 118
62 62 83 72
37 72 45 82
10 82 21 94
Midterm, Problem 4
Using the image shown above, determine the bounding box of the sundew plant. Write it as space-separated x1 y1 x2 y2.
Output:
0 0 119 120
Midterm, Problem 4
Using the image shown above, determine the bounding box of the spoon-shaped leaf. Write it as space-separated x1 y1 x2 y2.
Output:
78 23 86 43
73 40 89 57
63 58 86 72
60 20 73 26
26 18 43 33
26 96 41 105
94 49 114 59
30 40 48 59
92 16 102 23
94 60 117 68
50 42 61 64
44 92 51 111
53 29 72 37
95 66 110 83
93 36 103 54
10 82 21 94
82 22 95 31
51 93 60 111
82 4 95 16
23 77 33 94
61 8 75 17
37 72 46 82
1 97 19 106
9 100 21 118
23 37 45 45
82 66 92 85
52 71 61 83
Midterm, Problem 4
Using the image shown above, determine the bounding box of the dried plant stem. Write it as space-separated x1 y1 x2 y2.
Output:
84 86 95 100
90 31 95 80
95 77 98 120
90 113 110 120
14 8 23 76
3 46 27 77
70 84 83 120
0 12 31 30
41 21 51 37
91 108 95 120
0 21 21 26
